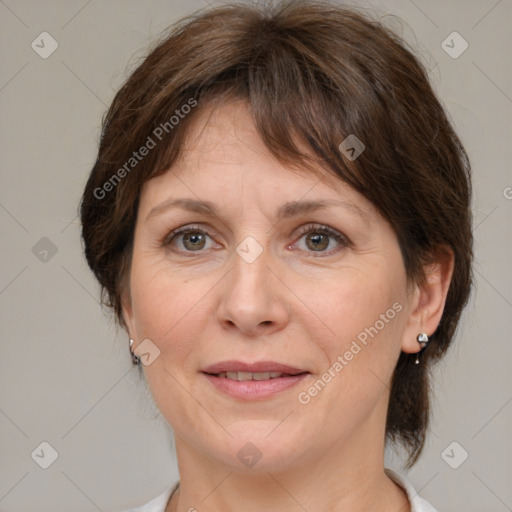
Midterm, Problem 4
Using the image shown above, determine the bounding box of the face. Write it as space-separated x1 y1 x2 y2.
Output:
123 101 421 473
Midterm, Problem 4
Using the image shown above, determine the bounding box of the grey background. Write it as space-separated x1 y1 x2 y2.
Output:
0 0 511 511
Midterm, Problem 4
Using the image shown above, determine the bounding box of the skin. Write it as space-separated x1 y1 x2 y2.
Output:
122 100 454 512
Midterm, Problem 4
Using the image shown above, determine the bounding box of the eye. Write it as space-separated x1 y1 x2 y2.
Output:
162 224 217 253
162 223 349 257
292 223 349 256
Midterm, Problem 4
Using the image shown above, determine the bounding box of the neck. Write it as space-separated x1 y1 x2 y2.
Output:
166 414 410 512
167 467 409 512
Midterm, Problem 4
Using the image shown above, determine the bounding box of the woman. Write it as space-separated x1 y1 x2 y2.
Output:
80 1 472 510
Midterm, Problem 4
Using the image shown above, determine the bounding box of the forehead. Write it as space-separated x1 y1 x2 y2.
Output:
138 100 376 221
178 101 297 172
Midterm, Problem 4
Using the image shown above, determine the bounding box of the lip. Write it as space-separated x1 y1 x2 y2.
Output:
201 360 307 375
203 372 309 400
201 360 310 401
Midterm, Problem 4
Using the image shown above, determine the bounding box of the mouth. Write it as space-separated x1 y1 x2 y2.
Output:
201 361 310 400
206 371 307 380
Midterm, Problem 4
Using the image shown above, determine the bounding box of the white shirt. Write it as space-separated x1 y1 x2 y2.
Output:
123 468 438 511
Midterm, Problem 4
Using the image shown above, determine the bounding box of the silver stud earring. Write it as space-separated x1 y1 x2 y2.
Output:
415 333 429 364
129 338 141 365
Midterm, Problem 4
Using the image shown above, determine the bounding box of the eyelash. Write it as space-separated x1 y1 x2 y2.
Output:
162 223 349 257
292 223 349 256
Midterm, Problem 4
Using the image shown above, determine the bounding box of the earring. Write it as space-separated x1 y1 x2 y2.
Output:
129 338 141 365
415 332 429 365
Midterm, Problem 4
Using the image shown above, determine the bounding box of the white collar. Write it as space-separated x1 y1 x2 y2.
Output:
385 468 439 512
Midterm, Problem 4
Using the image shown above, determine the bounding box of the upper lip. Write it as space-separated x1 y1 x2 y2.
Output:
202 360 308 375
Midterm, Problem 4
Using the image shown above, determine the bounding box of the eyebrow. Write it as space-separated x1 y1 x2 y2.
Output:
146 197 369 223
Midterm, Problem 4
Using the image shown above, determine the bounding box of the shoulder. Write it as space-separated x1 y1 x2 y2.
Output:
121 482 177 512
385 468 439 512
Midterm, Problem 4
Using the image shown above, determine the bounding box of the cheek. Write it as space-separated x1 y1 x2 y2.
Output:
309 266 406 387
128 257 213 425
296 283 405 437
312 266 404 338
129 252 209 351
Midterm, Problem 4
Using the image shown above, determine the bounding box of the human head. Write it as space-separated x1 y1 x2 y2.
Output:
80 0 472 467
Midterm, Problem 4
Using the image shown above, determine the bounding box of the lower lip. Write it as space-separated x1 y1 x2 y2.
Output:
202 372 309 400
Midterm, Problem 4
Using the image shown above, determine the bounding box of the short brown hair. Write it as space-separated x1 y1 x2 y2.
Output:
80 0 472 467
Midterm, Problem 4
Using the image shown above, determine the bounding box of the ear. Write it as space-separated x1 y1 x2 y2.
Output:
120 286 138 342
401 247 454 354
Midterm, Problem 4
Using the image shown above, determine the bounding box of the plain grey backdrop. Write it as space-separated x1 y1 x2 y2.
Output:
1 0 511 511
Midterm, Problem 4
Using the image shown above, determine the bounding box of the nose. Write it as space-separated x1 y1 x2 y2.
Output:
217 246 290 337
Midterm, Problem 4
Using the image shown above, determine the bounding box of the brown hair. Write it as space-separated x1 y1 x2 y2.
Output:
80 0 472 467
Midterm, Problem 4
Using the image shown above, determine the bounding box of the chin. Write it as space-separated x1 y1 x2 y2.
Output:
208 429 311 474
